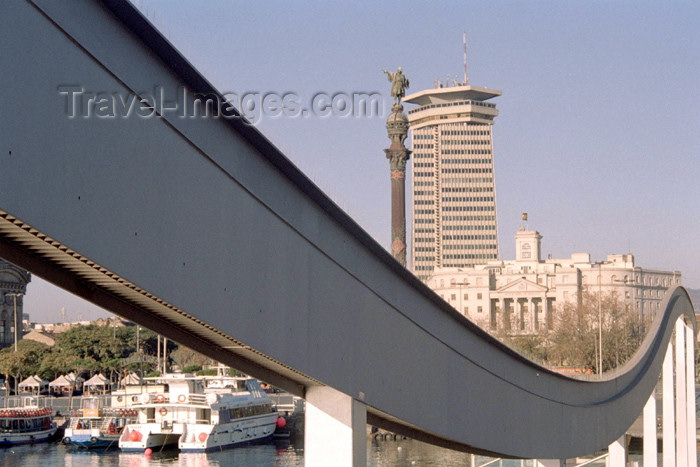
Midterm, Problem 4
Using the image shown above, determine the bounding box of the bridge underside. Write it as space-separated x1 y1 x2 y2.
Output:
0 0 695 460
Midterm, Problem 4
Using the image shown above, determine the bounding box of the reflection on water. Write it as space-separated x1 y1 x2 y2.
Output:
1 442 305 467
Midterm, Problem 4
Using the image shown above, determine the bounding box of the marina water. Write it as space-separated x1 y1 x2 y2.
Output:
0 438 534 466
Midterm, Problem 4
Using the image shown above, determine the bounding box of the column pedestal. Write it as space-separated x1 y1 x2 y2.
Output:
305 386 367 467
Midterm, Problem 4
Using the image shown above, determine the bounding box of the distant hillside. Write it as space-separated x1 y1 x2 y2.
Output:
687 288 700 312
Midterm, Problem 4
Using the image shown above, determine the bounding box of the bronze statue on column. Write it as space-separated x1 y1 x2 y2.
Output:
383 67 411 267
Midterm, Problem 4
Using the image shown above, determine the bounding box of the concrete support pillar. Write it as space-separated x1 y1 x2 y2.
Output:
675 319 688 467
643 392 657 467
685 322 697 467
608 434 627 466
305 386 367 467
662 340 675 467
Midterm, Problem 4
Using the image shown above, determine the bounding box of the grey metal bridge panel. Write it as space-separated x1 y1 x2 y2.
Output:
0 0 694 458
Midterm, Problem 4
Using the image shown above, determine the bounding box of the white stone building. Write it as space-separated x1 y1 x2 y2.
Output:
426 228 682 334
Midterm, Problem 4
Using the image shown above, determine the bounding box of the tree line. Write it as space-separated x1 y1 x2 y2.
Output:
0 323 212 392
498 290 655 375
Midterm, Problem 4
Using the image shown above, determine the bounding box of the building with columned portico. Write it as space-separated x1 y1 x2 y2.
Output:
426 228 681 335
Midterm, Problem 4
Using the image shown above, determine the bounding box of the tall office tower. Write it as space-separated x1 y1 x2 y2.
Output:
404 84 501 279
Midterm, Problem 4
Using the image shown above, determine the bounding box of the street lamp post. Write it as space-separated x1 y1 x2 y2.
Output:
6 292 23 352
597 275 602 375
590 261 609 376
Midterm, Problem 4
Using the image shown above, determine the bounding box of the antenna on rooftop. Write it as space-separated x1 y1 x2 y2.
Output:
463 31 469 85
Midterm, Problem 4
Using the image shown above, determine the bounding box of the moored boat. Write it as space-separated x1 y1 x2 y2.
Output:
0 401 56 447
63 395 137 448
178 379 279 452
118 374 279 452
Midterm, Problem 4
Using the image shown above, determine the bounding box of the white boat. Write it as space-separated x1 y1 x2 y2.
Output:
119 374 280 452
0 397 56 447
63 395 137 448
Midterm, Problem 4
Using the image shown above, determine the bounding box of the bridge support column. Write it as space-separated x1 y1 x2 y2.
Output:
662 341 675 467
643 392 657 467
305 386 367 467
608 434 627 466
674 320 688 467
684 321 697 467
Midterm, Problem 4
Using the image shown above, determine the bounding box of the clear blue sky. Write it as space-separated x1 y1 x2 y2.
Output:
25 0 700 322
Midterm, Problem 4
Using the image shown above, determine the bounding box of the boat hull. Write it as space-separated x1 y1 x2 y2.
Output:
64 433 120 449
119 424 180 452
0 426 57 447
179 414 278 452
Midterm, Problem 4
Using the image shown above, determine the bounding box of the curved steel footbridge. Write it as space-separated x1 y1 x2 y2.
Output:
0 1 695 465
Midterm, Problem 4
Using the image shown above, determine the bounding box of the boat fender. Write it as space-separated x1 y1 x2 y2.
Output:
63 437 71 445
90 436 98 444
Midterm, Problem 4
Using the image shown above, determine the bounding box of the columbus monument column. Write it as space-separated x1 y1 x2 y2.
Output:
382 67 411 266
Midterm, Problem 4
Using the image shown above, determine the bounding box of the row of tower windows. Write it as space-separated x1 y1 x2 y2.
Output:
415 247 435 252
442 197 495 203
416 228 497 237
442 206 495 212
414 209 434 214
441 168 492 174
441 130 490 136
414 163 434 168
414 237 434 243
443 215 496 221
440 140 491 146
414 228 435 233
414 134 434 140
441 177 493 183
444 254 497 260
443 235 497 240
414 181 434 186
443 244 497 250
415 256 435 262
443 224 497 230
415 200 434 205
413 144 434 149
414 171 434 177
414 191 434 196
415 219 434 224
441 149 491 155
441 159 491 164
442 187 493 193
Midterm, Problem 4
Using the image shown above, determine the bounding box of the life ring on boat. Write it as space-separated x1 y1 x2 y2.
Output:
90 436 98 444
159 407 168 416
63 437 71 445
155 394 165 403
177 394 186 403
